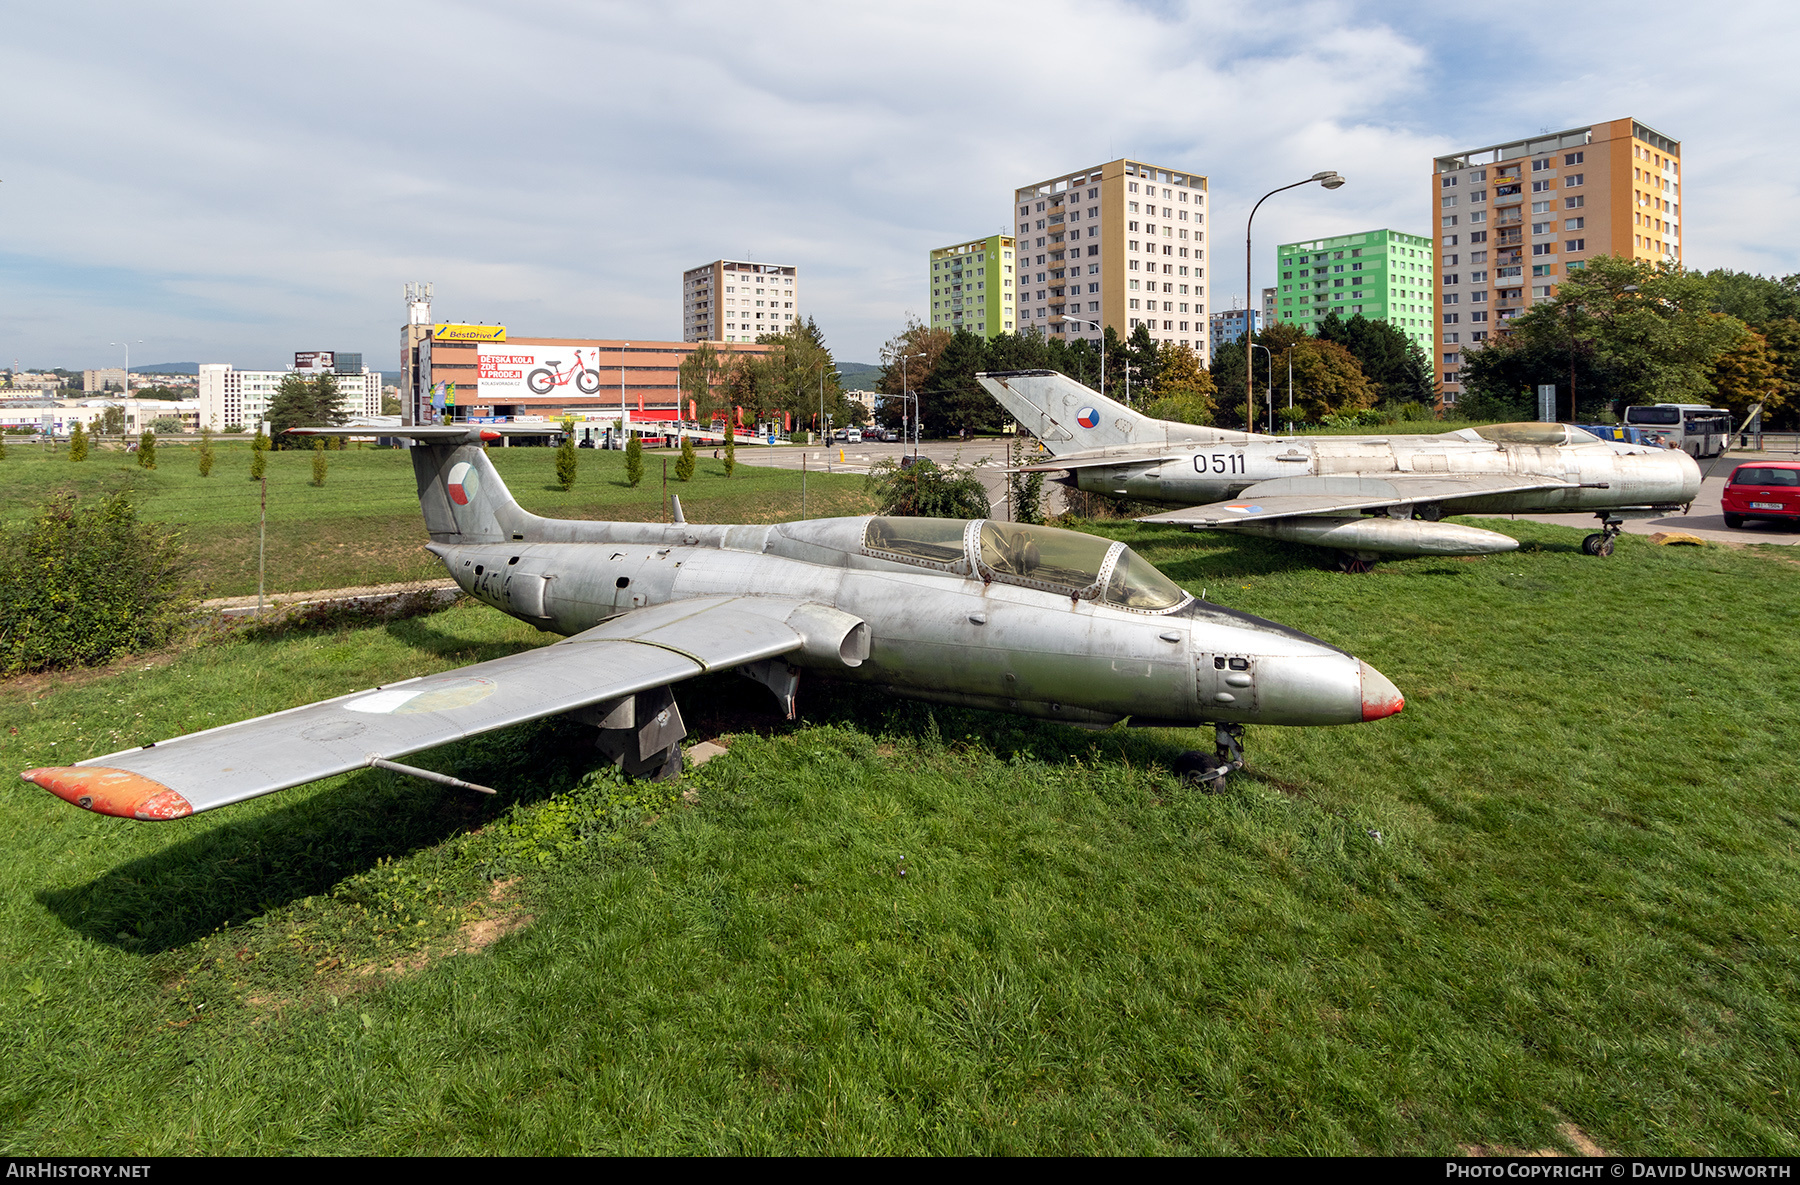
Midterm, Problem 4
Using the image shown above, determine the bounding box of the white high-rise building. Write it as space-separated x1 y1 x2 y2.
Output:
198 363 381 430
683 260 799 343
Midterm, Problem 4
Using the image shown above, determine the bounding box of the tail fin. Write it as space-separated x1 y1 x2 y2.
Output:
977 370 1244 456
289 426 534 544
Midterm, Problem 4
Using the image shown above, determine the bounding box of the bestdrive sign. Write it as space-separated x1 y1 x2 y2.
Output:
432 323 507 342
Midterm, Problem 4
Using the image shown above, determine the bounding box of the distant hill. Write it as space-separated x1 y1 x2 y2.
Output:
138 362 199 375
837 362 883 390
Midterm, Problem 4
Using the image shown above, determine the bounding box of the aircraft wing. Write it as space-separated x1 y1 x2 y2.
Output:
1138 473 1579 526
22 596 815 821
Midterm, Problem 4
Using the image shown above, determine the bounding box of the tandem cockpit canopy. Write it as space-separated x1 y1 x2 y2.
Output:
862 518 1190 612
1461 422 1605 446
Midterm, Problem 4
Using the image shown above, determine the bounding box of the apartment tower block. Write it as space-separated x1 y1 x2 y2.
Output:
928 234 1017 338
682 260 800 343
1433 117 1681 403
1014 158 1211 362
1274 228 1435 354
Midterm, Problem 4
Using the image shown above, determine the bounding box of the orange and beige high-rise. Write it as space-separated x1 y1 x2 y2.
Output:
1433 118 1682 404
1014 158 1211 364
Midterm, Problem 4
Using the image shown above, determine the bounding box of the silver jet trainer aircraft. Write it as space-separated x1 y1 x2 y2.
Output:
22 425 1405 819
979 370 1701 570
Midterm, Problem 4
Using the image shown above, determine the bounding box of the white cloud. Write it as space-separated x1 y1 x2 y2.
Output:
3 0 1796 370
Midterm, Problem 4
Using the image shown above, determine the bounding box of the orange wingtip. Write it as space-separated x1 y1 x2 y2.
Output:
21 767 193 820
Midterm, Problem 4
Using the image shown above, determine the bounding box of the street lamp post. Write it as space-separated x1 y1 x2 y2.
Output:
1249 344 1274 433
109 339 143 393
1246 172 1344 431
1057 315 1105 401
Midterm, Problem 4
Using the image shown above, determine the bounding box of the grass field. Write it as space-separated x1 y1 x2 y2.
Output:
1 512 1797 1154
0 440 874 598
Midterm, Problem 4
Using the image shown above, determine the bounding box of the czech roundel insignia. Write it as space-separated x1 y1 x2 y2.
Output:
1076 407 1100 429
1223 504 1262 515
446 462 480 506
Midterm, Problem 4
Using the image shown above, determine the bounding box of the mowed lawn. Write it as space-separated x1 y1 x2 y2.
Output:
1 515 1796 1154
0 439 873 598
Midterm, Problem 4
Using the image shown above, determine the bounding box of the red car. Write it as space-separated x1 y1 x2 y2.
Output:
1722 461 1800 529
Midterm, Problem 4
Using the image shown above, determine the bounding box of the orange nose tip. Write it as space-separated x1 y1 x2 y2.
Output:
21 767 193 820
1359 661 1405 721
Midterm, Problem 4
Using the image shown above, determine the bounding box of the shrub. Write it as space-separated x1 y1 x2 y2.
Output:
675 434 696 482
0 492 193 674
68 422 89 462
625 434 643 488
555 420 578 491
250 426 268 481
137 430 157 468
865 456 990 518
723 421 736 478
311 438 328 486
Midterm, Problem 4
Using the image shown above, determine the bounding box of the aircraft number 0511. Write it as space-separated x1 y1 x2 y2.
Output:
1194 452 1246 475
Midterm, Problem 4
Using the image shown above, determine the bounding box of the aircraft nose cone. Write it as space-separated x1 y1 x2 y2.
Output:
1360 661 1404 721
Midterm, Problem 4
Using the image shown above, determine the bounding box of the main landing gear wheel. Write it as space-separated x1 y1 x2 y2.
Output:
1582 514 1624 557
1336 552 1377 574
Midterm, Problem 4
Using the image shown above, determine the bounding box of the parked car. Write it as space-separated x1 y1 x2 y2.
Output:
1721 461 1800 529
845 429 862 444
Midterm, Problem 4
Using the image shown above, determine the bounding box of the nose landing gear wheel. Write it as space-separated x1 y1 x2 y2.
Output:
1336 551 1377 574
1174 723 1247 791
1582 513 1624 557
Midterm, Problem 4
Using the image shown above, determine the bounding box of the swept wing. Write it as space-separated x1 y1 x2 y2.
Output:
1138 474 1579 526
22 596 822 820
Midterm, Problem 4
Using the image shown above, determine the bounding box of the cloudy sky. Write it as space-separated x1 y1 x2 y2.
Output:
5 0 1798 372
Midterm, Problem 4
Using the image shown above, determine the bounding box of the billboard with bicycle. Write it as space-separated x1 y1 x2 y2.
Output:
477 343 604 398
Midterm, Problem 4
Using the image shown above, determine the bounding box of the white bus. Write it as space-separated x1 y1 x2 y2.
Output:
1623 404 1732 458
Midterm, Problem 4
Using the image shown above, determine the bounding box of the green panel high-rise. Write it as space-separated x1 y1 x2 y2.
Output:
1273 228 1434 355
928 234 1018 339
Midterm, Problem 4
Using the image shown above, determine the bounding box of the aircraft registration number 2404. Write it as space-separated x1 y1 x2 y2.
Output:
1194 452 1247 475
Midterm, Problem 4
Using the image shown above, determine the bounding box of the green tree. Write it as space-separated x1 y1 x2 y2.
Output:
1707 326 1782 423
624 433 643 488
1006 436 1045 524
1761 319 1800 429
1462 256 1747 416
0 433 7 462
918 328 1001 437
0 491 193 674
138 430 156 469
197 426 215 477
310 438 328 487
865 457 990 518
1316 312 1435 404
876 319 952 433
1701 269 1800 327
100 405 125 437
250 426 268 481
675 433 696 482
1142 343 1216 424
678 341 726 425
267 373 348 446
68 421 88 462
722 420 736 477
555 419 578 491
380 392 401 415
